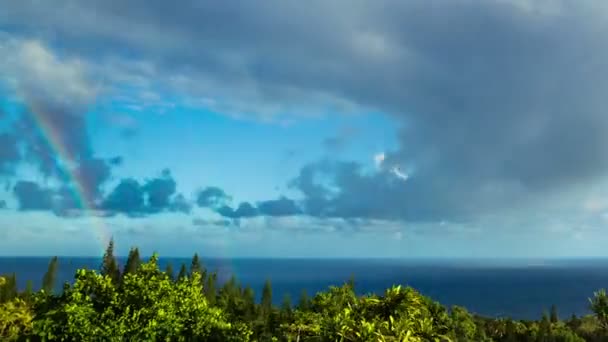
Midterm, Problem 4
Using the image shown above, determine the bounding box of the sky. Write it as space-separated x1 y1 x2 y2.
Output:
1 0 608 258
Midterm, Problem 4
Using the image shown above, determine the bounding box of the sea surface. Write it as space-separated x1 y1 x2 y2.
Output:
1 257 607 320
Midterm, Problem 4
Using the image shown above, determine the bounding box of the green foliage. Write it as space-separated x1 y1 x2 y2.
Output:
0 298 33 341
261 279 273 316
100 238 121 284
41 256 58 294
190 253 205 279
165 263 174 281
31 254 251 341
0 246 603 341
177 262 188 281
122 247 141 276
590 289 608 331
0 273 17 303
550 304 559 323
205 271 217 306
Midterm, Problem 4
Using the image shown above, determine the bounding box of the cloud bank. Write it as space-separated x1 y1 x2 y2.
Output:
1 0 608 229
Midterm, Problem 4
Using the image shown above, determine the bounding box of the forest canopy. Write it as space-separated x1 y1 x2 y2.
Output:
1 241 607 341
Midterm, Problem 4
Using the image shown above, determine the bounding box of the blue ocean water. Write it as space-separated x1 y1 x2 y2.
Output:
1 257 607 320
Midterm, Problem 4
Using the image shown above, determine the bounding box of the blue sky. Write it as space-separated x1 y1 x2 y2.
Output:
1 1 608 257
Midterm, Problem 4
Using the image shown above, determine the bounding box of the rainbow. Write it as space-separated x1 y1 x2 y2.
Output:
26 100 111 256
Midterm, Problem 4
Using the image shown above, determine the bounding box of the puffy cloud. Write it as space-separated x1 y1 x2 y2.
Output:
101 170 192 216
3 1 608 225
217 202 258 219
102 178 145 215
196 186 231 208
256 197 302 217
13 181 54 211
192 218 232 227
0 133 20 175
143 169 176 212
169 194 192 214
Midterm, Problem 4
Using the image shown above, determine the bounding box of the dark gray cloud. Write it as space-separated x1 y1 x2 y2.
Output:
257 197 302 217
217 202 259 219
192 218 232 227
0 133 20 175
13 180 54 211
196 187 231 208
3 1 608 222
102 170 192 216
102 178 145 215
143 169 176 212
169 194 192 214
0 200 6 209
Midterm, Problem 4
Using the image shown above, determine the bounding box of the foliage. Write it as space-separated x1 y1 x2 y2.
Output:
100 238 120 285
41 256 58 294
122 247 141 276
0 298 33 341
0 242 606 341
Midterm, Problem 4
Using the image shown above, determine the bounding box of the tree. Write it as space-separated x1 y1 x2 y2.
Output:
190 253 202 276
100 238 120 284
0 274 17 303
123 247 141 276
32 254 252 341
280 294 293 323
205 271 217 306
22 281 34 302
590 289 608 331
261 279 273 319
539 312 552 341
165 263 174 281
177 263 188 281
298 289 311 311
41 256 58 294
550 304 559 323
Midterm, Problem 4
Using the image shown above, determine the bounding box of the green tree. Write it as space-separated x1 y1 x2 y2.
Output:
550 304 559 323
122 247 141 276
190 253 204 277
280 294 293 323
32 254 251 341
0 274 17 303
590 289 608 331
261 279 273 317
539 312 552 341
298 289 311 311
100 238 120 284
177 263 188 281
21 280 34 302
41 256 58 294
205 271 217 306
165 263 174 281
0 298 33 341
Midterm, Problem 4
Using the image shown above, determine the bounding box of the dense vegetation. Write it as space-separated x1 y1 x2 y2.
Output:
1 240 608 341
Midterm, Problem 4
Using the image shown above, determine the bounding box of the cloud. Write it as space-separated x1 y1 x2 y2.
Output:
192 218 232 227
13 181 55 211
101 178 145 215
101 170 192 216
196 186 231 208
217 202 259 219
3 1 608 226
169 194 192 214
0 39 121 208
256 197 303 216
0 133 20 175
142 169 176 211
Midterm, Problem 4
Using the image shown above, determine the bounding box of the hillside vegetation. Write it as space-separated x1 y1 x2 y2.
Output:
1 241 607 341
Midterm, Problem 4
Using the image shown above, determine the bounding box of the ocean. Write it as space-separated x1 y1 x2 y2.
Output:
1 257 607 320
